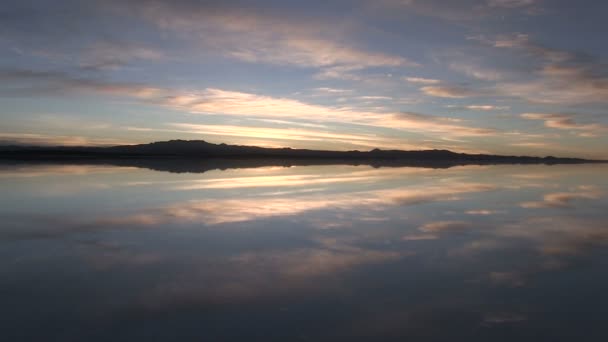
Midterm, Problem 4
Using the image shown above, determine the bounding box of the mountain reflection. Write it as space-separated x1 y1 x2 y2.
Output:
1 162 607 341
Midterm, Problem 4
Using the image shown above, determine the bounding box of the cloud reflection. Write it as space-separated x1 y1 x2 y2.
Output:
520 186 602 208
1 162 608 342
103 181 496 227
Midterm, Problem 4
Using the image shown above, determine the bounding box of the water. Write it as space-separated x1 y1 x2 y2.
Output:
1 162 607 341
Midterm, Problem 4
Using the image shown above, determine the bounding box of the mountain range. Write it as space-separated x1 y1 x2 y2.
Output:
0 140 603 173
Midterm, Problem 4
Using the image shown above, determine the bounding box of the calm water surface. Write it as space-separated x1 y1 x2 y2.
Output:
1 163 607 341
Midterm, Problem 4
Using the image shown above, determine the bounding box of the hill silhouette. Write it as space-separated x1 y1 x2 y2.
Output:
0 139 604 173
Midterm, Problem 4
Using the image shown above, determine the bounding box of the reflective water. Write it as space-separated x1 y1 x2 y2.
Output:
1 162 607 341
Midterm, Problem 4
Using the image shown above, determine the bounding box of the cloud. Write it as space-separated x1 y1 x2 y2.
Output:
231 37 416 70
0 1 104 44
0 68 162 98
475 34 608 104
419 221 472 233
466 105 508 111
0 132 131 146
487 0 537 8
312 65 365 80
3 1 419 81
80 41 164 70
165 123 413 150
358 96 393 101
159 89 404 135
162 88 365 121
465 210 500 215
491 33 529 48
489 33 572 62
0 68 498 147
482 312 527 325
421 85 482 98
460 33 608 105
498 66 608 104
159 88 498 138
509 142 552 148
521 113 608 137
449 63 505 81
447 105 510 111
313 87 353 94
374 0 486 21
402 234 438 241
374 0 543 21
106 0 418 77
0 2 168 72
488 271 525 287
382 112 498 136
404 77 441 84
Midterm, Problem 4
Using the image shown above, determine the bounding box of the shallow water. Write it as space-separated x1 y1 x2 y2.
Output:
1 163 607 341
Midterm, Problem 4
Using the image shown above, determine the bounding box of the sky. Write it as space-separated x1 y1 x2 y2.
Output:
1 0 607 158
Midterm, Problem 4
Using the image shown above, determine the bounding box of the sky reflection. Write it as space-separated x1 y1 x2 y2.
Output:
1 163 608 341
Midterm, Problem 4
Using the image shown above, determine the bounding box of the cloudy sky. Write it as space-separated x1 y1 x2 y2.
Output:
1 0 607 158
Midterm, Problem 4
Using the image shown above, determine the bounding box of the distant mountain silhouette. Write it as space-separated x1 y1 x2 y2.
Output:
0 139 604 173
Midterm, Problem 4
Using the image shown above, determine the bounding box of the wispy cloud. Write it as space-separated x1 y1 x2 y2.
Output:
402 234 439 241
231 38 416 71
0 132 131 146
358 96 393 101
447 104 510 111
467 105 508 111
487 0 537 8
419 220 472 233
476 34 608 104
491 34 570 62
159 88 498 138
521 113 608 137
313 87 353 94
404 77 441 84
509 142 552 148
498 66 608 104
111 0 418 78
161 88 384 124
0 67 499 147
466 210 501 215
488 271 525 287
374 0 544 21
421 85 482 98
166 123 406 150
449 63 505 81
80 41 164 70
0 68 162 98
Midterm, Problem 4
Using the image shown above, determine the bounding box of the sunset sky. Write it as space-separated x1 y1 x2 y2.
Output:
1 0 607 158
